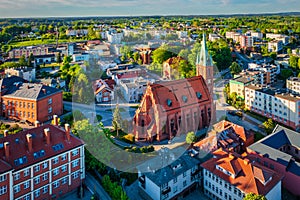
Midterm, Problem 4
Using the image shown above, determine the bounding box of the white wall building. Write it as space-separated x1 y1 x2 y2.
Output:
245 85 300 130
106 32 123 44
137 149 202 200
201 150 282 200
268 40 283 52
72 53 89 62
287 77 300 94
5 67 36 82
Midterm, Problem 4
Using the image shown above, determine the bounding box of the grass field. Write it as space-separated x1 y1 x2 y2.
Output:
9 39 86 47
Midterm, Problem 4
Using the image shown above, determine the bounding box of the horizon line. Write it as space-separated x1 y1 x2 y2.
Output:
1 11 300 20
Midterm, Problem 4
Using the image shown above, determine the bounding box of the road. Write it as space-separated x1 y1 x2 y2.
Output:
63 101 136 127
85 173 111 200
234 50 253 69
214 78 265 133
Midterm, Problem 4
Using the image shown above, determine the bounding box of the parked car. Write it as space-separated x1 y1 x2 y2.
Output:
236 111 243 118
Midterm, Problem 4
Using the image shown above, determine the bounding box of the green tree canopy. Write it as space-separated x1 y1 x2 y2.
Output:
263 118 276 134
229 62 242 75
243 193 267 200
112 104 122 137
289 56 299 69
186 131 196 144
152 44 176 64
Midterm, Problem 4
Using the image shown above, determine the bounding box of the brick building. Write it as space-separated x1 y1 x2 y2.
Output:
133 75 212 142
0 123 85 200
0 76 63 123
9 46 49 59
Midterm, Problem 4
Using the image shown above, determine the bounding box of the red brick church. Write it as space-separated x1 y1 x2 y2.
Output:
133 34 215 142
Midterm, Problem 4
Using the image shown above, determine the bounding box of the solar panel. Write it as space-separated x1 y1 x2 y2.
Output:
52 143 64 151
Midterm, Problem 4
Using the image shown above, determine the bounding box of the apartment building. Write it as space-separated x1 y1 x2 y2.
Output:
239 35 253 48
268 40 283 52
266 33 289 45
229 76 254 99
286 77 300 94
5 67 36 82
0 123 85 200
245 85 300 130
137 148 203 200
201 149 282 200
0 76 63 123
9 46 49 59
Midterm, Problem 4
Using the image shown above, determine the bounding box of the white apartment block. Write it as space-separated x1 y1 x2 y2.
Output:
250 32 263 39
106 32 124 44
245 85 300 130
176 31 188 38
209 34 221 42
268 40 283 52
138 150 201 200
287 77 300 94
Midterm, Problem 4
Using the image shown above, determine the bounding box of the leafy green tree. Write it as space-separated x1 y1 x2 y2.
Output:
188 42 201 69
243 193 267 200
186 131 196 144
289 56 299 69
229 62 242 75
152 44 175 64
132 52 140 62
263 118 275 134
27 53 34 67
56 52 62 64
178 49 190 60
269 52 277 60
19 55 27 66
0 62 20 69
280 69 293 80
112 104 122 137
230 92 238 105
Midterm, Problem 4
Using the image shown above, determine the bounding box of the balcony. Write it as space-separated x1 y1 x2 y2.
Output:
161 187 171 195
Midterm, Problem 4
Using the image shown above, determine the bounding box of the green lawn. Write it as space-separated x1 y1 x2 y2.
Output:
245 111 267 122
9 39 86 47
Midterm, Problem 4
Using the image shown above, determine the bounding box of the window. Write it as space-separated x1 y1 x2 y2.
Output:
27 103 30 108
14 185 20 194
34 177 40 185
61 154 67 161
43 162 48 169
183 171 186 177
183 180 187 187
31 103 34 109
32 112 34 118
34 165 40 172
43 186 48 194
53 168 59 176
61 165 67 173
24 194 30 200
72 171 79 179
48 98 52 104
53 157 59 165
61 177 68 185
34 189 40 198
14 173 20 181
173 177 177 184
173 186 178 193
53 181 60 188
0 186 7 195
0 175 6 182
72 149 79 156
42 173 48 181
72 160 79 168
24 181 30 189
48 107 52 114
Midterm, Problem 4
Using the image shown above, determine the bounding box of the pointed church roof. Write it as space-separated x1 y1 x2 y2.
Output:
196 34 214 67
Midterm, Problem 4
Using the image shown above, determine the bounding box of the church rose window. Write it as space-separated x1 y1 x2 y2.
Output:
167 99 172 107
196 92 202 99
182 95 188 103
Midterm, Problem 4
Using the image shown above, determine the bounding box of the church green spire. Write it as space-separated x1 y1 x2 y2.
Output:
196 33 214 67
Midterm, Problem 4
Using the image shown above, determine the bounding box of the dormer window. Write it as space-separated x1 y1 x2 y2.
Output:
167 99 172 107
196 92 202 99
182 95 188 103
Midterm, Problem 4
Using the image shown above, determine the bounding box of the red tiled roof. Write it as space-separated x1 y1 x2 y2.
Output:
201 149 283 196
0 124 84 171
149 76 211 112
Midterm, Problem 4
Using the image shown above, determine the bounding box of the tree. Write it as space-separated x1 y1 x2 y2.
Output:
263 118 275 134
186 131 196 144
178 49 190 60
27 53 34 67
132 52 140 63
280 69 293 80
230 92 238 105
112 104 122 137
269 52 277 61
289 56 299 69
56 52 62 64
19 55 27 66
243 193 267 200
229 62 242 75
152 44 175 64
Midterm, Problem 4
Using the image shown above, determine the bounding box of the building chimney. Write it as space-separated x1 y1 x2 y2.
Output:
26 134 33 152
42 88 46 94
3 130 9 137
65 124 71 141
228 153 235 159
35 121 40 127
4 142 10 160
44 128 51 145
53 115 58 126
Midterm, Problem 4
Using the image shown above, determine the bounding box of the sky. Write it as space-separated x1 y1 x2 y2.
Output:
0 0 299 18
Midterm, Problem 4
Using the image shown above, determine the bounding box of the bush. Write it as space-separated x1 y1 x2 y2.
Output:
122 134 135 144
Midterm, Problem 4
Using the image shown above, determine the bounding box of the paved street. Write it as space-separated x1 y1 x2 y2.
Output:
85 173 111 200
